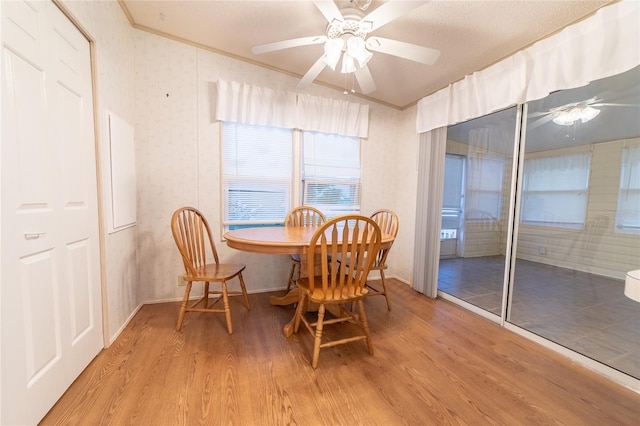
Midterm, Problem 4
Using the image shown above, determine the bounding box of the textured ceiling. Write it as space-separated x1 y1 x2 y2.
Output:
121 0 612 110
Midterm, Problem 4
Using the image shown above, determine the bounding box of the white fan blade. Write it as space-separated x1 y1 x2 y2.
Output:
527 111 552 118
313 0 344 24
527 113 555 130
355 65 376 94
252 36 327 55
297 57 327 89
361 0 429 32
591 103 637 107
367 37 440 65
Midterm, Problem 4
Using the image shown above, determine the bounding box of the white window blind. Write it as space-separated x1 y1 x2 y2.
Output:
616 144 640 234
465 156 504 220
222 122 293 229
442 154 464 237
521 151 591 229
302 131 361 218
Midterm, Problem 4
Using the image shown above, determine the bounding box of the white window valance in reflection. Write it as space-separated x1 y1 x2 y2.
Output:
215 80 369 138
416 0 640 133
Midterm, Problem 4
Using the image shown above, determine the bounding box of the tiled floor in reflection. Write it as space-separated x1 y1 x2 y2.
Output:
438 256 640 379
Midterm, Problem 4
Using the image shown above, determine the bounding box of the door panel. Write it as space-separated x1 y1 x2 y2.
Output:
438 107 518 317
21 249 61 381
1 1 102 424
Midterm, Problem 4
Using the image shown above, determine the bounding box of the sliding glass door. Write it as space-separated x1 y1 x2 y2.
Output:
509 66 640 379
437 66 640 380
438 107 518 317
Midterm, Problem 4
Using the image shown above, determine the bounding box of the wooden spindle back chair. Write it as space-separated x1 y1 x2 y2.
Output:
366 209 399 310
284 206 326 291
171 207 250 334
292 215 382 368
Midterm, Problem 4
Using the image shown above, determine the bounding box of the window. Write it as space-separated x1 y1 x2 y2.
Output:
615 144 640 234
302 131 361 218
465 156 504 220
221 122 292 230
520 151 591 229
221 124 362 231
441 154 464 240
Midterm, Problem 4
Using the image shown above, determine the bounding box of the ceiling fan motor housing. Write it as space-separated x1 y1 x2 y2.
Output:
326 8 370 39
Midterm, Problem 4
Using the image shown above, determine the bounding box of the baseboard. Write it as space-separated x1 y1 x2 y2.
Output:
107 302 144 347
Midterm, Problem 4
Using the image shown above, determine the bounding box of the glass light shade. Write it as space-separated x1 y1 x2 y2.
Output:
580 105 600 123
346 36 372 67
322 38 344 70
341 53 356 74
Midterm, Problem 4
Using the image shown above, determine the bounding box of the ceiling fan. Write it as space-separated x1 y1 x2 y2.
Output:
527 97 636 130
250 0 440 94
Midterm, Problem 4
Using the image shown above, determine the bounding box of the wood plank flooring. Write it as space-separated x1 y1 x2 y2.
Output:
41 280 639 425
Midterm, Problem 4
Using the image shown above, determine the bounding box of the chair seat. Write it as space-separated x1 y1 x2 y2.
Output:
186 263 246 281
297 276 369 303
290 253 301 262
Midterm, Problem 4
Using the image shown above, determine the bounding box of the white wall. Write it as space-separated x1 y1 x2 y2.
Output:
133 30 419 302
60 0 139 343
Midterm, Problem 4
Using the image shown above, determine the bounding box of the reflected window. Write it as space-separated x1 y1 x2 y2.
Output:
521 151 591 229
466 156 504 220
616 143 640 234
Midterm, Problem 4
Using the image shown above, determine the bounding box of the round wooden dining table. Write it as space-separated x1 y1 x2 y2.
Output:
224 225 393 336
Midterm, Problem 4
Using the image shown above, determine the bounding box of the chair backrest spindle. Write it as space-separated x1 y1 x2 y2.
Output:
285 206 326 228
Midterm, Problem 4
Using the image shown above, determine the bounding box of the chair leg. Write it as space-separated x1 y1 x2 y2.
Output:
286 261 298 292
293 291 306 334
380 270 391 311
203 281 210 309
311 304 326 369
176 281 193 331
238 272 251 310
357 299 374 355
221 281 233 334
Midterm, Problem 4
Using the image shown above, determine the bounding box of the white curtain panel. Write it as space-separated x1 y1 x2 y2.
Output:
416 0 640 133
412 127 447 297
215 80 369 138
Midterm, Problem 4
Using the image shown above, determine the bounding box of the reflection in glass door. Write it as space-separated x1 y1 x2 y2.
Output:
438 107 518 316
509 66 640 379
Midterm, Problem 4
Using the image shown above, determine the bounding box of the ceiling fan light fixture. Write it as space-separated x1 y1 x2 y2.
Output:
346 36 372 67
552 105 600 126
323 38 344 70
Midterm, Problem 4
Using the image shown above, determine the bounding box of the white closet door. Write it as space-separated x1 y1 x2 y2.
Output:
1 1 103 424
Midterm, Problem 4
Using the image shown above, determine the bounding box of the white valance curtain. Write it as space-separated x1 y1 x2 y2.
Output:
215 79 369 138
416 0 640 133
295 94 369 139
215 80 298 129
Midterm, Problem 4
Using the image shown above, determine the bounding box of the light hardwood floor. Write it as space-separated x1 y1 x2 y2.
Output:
41 280 639 425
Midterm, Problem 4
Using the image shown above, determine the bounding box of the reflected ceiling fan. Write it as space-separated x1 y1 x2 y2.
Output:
251 0 440 94
528 97 636 129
